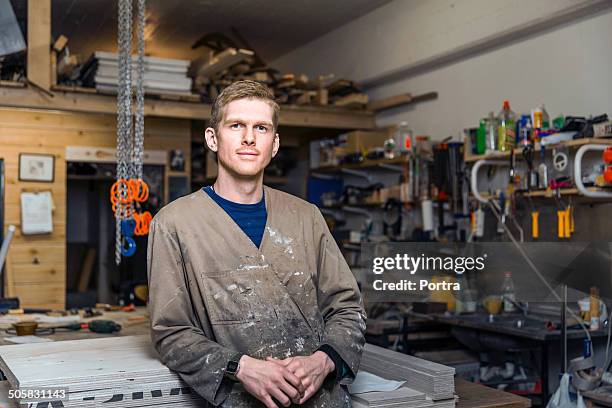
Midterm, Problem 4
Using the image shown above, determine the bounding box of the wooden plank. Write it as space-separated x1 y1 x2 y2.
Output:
0 81 25 88
190 48 255 79
334 93 369 109
8 243 65 265
77 248 96 292
0 87 377 129
6 283 65 309
52 35 68 53
27 0 51 90
368 91 438 111
368 93 413 111
10 264 64 285
455 378 531 408
65 146 167 165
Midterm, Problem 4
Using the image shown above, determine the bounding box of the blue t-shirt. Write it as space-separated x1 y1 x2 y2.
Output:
203 186 267 248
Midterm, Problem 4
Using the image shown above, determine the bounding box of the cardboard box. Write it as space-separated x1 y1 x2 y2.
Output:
341 130 389 154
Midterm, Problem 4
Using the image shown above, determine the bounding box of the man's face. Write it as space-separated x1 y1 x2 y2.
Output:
205 98 279 178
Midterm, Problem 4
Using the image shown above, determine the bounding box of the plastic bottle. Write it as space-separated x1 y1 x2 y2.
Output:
395 122 413 154
497 100 516 152
476 120 487 155
540 104 550 130
501 272 516 313
486 111 498 152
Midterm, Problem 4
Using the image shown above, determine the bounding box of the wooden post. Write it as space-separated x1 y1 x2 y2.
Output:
27 0 51 90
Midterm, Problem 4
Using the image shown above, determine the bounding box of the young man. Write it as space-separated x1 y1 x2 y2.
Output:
147 80 366 407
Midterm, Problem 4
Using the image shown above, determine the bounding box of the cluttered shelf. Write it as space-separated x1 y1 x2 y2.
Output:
192 174 289 185
311 156 409 173
476 187 612 199
464 137 612 162
0 84 376 130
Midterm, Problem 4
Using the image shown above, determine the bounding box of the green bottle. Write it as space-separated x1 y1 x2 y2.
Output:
497 100 516 152
476 119 486 155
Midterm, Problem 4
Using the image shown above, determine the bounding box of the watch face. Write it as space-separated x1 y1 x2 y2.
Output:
227 360 239 374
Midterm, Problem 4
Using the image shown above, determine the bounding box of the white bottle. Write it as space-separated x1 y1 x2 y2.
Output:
502 272 516 313
395 122 413 154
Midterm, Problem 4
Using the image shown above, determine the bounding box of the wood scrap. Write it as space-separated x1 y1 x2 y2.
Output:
327 78 361 96
190 48 255 79
315 88 328 106
52 35 68 53
294 90 315 106
368 91 438 111
77 247 96 292
334 92 369 109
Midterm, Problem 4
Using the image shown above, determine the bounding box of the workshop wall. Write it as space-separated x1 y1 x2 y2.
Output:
272 0 612 139
0 108 191 309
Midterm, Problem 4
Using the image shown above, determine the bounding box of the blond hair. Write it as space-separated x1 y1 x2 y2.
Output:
210 80 279 132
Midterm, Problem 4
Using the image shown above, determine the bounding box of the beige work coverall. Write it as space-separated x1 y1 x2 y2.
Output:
147 186 366 407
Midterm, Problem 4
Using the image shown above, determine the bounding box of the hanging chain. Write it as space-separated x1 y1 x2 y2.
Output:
114 0 146 265
134 0 146 180
115 0 133 265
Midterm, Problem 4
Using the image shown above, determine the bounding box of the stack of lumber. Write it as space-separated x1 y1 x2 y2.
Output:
187 45 369 108
360 343 456 402
352 386 426 407
0 335 204 407
80 51 193 97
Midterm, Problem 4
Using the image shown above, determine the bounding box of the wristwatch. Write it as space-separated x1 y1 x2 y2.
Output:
224 353 244 382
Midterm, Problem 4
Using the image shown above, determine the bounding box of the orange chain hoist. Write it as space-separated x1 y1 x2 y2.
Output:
110 178 152 236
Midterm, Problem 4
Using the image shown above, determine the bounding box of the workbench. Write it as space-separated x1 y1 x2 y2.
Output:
456 378 531 408
0 308 150 346
0 307 531 408
409 310 608 405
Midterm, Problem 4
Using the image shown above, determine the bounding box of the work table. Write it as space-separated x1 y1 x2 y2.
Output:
0 307 532 408
409 311 607 341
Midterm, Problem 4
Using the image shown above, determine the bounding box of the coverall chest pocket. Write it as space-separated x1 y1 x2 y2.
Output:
202 271 264 324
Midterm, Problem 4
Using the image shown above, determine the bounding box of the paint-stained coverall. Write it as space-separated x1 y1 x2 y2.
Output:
147 186 366 407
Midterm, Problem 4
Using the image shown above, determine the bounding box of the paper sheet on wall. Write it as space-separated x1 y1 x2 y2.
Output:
20 191 53 235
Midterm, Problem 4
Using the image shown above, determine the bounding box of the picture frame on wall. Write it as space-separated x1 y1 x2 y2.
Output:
19 153 55 182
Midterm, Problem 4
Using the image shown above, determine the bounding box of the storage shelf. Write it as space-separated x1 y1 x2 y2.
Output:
0 85 376 129
312 156 409 173
192 175 289 185
476 187 612 199
465 138 612 162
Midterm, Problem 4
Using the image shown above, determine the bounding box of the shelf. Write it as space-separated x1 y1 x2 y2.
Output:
477 187 611 199
0 86 376 129
465 138 612 162
321 203 386 209
312 156 409 173
192 175 289 185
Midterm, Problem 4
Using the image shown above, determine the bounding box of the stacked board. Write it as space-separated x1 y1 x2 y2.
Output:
0 335 205 407
0 336 456 407
358 343 456 403
80 51 193 96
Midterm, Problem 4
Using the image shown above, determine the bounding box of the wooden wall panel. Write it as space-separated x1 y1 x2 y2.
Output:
0 108 191 309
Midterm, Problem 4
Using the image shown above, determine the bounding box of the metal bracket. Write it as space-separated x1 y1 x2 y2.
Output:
470 159 509 204
574 144 612 198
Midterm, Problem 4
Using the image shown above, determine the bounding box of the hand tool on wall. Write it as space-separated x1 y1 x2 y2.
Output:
531 211 539 239
538 146 548 189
